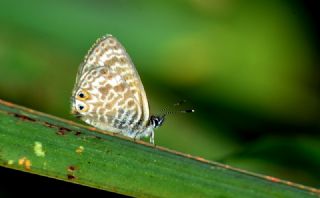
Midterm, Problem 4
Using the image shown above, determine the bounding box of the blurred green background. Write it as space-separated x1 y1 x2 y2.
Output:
0 0 319 189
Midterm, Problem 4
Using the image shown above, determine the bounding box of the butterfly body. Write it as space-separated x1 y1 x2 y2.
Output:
71 35 162 144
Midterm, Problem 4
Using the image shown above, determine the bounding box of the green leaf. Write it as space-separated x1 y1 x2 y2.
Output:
0 99 318 197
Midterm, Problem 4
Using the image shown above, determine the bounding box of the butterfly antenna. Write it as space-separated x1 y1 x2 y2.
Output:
150 102 194 129
161 108 195 117
159 100 188 113
173 99 188 107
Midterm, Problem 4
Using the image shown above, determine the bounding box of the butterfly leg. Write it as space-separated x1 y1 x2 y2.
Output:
133 133 137 142
133 131 141 143
150 131 155 145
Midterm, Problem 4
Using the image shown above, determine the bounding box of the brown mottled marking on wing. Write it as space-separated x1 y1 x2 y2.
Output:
127 100 135 108
92 102 104 109
107 73 114 80
117 99 125 106
100 68 108 75
107 38 116 45
105 109 117 118
106 95 121 109
107 92 115 101
98 108 105 115
93 48 106 66
114 84 125 92
104 102 113 110
82 82 89 89
104 57 119 67
98 85 112 95
91 70 97 76
100 94 106 100
99 116 105 122
85 73 94 82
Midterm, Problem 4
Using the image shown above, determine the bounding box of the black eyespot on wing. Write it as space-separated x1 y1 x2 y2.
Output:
78 105 84 111
78 92 85 98
76 89 90 101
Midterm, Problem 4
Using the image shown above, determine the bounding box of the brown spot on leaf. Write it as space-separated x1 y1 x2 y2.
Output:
56 127 71 135
74 131 82 136
68 165 76 172
13 114 36 122
67 174 76 180
44 122 57 128
67 165 77 180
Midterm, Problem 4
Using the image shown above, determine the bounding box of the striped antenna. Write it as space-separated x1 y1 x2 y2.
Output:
160 100 195 117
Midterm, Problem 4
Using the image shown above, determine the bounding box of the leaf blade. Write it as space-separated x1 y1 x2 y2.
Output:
0 99 318 197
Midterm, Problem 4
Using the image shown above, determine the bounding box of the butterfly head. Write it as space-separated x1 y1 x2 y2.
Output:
149 115 165 129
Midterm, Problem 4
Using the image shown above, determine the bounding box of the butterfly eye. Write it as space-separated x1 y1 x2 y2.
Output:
76 89 90 101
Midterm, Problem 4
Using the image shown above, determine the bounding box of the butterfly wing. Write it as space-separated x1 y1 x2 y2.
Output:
72 35 150 134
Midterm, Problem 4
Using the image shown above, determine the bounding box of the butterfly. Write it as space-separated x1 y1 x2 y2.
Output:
71 35 194 144
71 34 166 144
